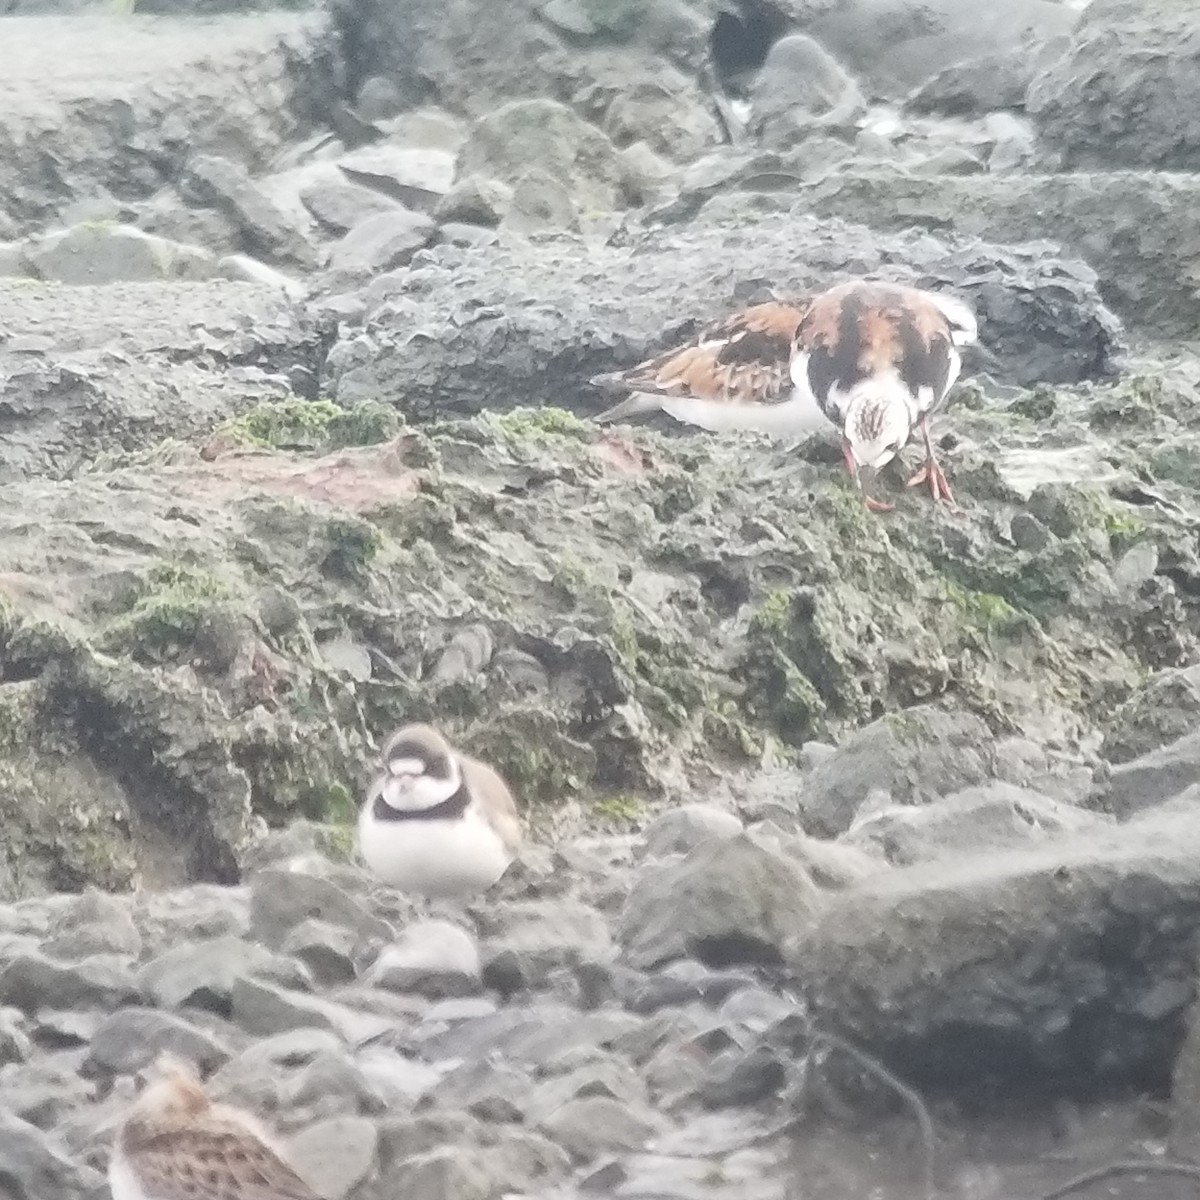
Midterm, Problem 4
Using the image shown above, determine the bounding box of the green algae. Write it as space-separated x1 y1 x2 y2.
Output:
492 406 592 442
98 564 233 660
218 398 400 452
0 386 1191 895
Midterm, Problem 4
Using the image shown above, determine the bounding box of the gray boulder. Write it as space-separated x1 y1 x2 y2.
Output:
796 169 1194 338
0 15 329 234
803 0 1074 100
796 806 1200 1091
1027 0 1200 170
457 100 624 216
617 834 822 970
1103 664 1200 766
324 209 1122 416
844 781 1112 866
748 34 866 148
799 706 996 838
0 1109 104 1200
1101 731 1200 821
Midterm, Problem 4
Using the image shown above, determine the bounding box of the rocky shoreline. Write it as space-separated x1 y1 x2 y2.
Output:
5 0 1200 1197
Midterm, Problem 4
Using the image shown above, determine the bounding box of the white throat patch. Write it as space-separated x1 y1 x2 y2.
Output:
379 755 462 812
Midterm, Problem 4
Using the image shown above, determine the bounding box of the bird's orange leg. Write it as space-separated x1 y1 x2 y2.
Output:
905 415 956 506
843 439 894 514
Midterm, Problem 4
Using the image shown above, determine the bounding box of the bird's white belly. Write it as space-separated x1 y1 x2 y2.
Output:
358 807 512 898
661 390 830 437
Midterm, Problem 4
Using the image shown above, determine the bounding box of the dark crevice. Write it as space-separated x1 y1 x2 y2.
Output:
709 3 790 98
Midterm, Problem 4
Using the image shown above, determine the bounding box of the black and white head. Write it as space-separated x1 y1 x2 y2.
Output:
376 723 463 813
843 383 914 471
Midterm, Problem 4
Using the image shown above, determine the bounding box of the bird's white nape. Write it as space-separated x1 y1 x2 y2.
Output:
924 290 978 347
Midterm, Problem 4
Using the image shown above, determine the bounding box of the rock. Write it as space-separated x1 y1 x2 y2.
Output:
801 706 996 838
0 275 324 488
617 835 822 971
1027 0 1200 170
597 67 719 164
797 806 1200 1091
0 1009 32 1065
215 254 305 299
905 41 1066 117
804 0 1074 100
355 75 407 122
284 1116 379 1199
328 209 437 279
42 889 141 959
182 155 315 268
1100 731 1200 821
457 99 623 215
538 1095 660 1162
324 206 1122 417
421 1056 536 1121
0 14 329 232
503 170 580 233
281 919 359 986
1172 987 1200 1159
479 898 613 988
300 180 403 234
230 977 391 1044
748 35 866 148
249 868 391 951
1102 665 1200 765
0 953 138 1014
433 176 513 228
364 920 482 998
793 167 1193 337
984 112 1038 173
697 1044 788 1110
844 781 1112 865
0 1108 104 1199
84 1007 232 1077
326 0 568 120
371 1148 493 1200
138 935 310 1011
640 805 744 858
336 143 458 213
616 141 674 205
23 223 217 284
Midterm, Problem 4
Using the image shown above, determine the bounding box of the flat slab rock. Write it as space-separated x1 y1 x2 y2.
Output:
795 807 1200 1092
0 13 324 229
323 210 1123 418
0 278 322 482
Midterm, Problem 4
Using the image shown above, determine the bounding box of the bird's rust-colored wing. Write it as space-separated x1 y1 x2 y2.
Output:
592 300 810 407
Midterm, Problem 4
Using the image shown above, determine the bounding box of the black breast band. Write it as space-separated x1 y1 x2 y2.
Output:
372 780 471 823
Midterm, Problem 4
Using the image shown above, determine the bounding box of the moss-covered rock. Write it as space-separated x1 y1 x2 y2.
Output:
0 374 1194 895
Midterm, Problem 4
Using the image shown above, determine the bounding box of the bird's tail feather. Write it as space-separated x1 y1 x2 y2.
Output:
591 392 666 425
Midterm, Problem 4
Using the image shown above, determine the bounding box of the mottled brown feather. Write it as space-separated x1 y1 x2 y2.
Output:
115 1065 323 1200
599 300 810 406
123 1124 321 1200
794 280 960 420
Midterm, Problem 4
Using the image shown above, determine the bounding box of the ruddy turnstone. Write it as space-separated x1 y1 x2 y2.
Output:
591 278 983 512
107 1053 322 1200
792 278 979 512
590 300 827 437
357 722 523 899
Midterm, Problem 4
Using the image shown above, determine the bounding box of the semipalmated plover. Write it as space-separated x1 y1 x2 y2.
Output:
357 722 523 899
107 1054 322 1200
